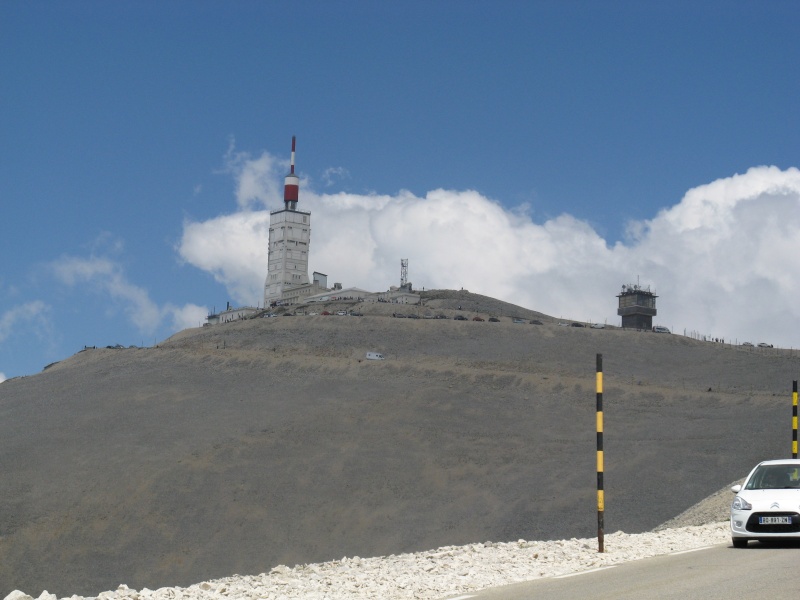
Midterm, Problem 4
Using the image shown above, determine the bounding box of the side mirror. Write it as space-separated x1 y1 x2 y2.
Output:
731 484 742 493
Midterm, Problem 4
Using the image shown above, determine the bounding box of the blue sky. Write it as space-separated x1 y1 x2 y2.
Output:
2 1 799 380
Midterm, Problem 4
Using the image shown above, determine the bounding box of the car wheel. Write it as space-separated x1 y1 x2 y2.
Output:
732 537 748 548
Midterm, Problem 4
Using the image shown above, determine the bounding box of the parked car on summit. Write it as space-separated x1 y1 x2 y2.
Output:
652 325 671 333
758 342 774 348
731 459 800 548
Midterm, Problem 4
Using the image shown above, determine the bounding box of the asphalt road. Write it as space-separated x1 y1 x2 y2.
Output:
453 541 800 600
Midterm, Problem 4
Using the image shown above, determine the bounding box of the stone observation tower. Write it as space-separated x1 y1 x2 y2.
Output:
264 136 312 306
617 282 657 330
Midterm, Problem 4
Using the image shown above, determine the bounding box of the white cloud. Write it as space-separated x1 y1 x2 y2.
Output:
50 255 208 335
322 166 350 187
621 166 800 342
178 211 271 303
0 300 50 344
0 300 53 378
220 141 285 210
179 157 800 348
166 303 209 331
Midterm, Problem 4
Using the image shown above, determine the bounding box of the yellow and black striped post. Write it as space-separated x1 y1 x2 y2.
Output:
596 353 604 553
793 380 798 459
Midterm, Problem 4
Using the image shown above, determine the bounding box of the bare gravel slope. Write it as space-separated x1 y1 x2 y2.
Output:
0 290 796 595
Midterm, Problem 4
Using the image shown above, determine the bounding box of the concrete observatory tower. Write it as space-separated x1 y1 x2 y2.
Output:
264 136 312 306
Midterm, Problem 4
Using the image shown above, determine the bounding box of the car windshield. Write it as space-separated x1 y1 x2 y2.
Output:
745 465 800 490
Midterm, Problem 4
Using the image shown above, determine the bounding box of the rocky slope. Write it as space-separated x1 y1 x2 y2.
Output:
0 290 795 595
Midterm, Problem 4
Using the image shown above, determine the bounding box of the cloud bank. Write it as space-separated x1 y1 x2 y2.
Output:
179 151 800 349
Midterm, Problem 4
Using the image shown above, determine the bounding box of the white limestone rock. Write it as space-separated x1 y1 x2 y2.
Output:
4 591 34 600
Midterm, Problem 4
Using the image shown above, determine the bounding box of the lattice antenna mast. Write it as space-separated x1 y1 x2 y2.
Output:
400 259 408 287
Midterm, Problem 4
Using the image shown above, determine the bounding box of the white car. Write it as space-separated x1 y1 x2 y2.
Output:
730 459 800 548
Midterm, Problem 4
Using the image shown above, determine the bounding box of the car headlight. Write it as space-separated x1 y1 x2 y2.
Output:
732 496 752 510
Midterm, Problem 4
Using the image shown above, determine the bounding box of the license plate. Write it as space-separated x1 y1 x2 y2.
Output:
759 516 792 525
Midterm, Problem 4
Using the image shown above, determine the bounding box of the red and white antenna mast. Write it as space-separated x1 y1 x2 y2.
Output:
284 135 299 210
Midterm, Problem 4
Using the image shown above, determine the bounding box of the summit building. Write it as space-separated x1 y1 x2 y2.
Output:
264 136 327 306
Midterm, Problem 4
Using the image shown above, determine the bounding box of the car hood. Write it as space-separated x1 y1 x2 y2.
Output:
737 489 800 512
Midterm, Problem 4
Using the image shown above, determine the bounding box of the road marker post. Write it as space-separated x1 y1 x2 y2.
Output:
793 380 798 459
596 353 604 553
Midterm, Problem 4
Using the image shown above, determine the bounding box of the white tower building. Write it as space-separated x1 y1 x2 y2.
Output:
264 136 312 306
